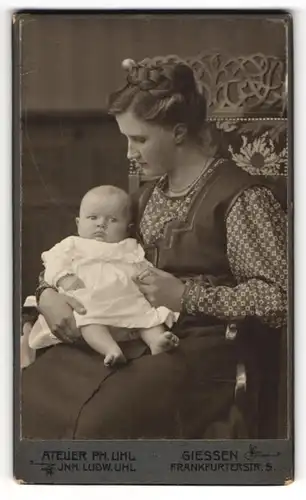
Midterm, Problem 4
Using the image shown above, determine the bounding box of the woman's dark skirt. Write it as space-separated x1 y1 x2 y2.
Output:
21 325 240 440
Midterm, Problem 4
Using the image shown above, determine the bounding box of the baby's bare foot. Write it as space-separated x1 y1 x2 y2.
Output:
104 350 126 367
150 331 179 355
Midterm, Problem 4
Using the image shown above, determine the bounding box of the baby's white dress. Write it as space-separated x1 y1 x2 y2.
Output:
29 236 177 350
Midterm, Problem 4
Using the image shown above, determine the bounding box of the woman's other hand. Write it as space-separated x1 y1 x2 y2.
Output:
38 288 86 343
135 268 185 311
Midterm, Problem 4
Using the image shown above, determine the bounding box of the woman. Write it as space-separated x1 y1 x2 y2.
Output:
22 58 287 439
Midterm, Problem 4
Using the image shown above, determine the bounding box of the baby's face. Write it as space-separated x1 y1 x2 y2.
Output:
76 193 130 243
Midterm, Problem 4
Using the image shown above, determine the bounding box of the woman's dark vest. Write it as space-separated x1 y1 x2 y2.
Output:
133 159 284 437
134 159 264 285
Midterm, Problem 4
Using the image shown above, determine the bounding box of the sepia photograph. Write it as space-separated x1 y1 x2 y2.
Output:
13 11 292 484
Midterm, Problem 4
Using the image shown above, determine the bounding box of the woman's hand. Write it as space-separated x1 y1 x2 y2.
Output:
38 288 86 343
135 268 185 311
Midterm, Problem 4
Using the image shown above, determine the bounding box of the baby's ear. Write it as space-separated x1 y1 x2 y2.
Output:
128 222 136 238
75 217 80 230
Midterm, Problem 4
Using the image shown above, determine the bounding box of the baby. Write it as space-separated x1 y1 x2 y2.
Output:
28 185 179 366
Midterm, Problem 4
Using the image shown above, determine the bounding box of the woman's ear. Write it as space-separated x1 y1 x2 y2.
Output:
173 123 188 145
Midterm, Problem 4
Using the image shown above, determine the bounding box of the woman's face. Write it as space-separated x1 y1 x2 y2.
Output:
115 110 177 177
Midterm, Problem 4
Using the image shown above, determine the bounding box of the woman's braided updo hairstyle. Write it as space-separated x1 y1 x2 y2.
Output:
108 57 207 138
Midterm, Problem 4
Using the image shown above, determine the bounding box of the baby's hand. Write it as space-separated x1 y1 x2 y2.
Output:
57 274 85 291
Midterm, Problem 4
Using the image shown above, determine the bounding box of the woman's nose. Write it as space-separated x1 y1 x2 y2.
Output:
127 141 139 161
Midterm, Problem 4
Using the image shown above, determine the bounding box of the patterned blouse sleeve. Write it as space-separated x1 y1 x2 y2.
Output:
181 186 287 328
